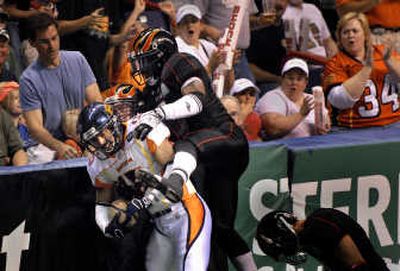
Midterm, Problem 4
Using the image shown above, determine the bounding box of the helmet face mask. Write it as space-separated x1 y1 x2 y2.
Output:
78 103 123 160
256 211 307 266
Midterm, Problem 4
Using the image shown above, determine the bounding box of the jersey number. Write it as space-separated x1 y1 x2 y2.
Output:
358 77 399 117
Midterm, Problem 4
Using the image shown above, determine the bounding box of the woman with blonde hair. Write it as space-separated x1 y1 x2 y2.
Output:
323 12 400 128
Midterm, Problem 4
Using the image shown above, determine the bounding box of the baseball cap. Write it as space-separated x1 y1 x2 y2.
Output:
176 4 202 24
0 81 19 102
0 28 10 42
230 78 260 96
281 58 309 76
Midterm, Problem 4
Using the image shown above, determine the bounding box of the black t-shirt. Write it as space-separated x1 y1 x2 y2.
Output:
161 53 231 131
246 21 286 79
299 208 389 271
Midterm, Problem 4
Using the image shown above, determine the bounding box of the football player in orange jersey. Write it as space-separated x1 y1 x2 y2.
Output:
322 12 400 128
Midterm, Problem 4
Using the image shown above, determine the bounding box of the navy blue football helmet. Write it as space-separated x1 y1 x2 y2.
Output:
256 211 307 265
77 102 123 160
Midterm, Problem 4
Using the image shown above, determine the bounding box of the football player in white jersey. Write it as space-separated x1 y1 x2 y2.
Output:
77 100 211 271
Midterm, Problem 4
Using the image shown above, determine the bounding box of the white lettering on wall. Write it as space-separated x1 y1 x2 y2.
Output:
250 179 289 221
291 182 318 219
1 221 30 271
320 178 351 214
357 175 393 246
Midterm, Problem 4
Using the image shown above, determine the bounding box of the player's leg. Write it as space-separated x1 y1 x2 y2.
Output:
183 195 212 271
145 224 173 271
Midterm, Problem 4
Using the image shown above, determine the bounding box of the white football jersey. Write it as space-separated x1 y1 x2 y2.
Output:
87 117 170 188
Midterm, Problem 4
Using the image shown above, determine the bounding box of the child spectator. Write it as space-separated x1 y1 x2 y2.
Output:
229 78 262 141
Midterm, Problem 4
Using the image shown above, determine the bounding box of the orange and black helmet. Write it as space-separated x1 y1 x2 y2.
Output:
129 27 177 81
104 83 148 122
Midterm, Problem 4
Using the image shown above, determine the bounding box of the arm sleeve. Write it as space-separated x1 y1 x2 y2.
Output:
328 84 359 109
77 52 97 88
255 91 287 116
160 92 204 120
19 75 42 112
147 122 171 147
322 57 349 95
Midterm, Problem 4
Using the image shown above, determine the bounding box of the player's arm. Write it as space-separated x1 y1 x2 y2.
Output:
335 234 369 270
95 185 148 239
158 77 206 120
134 78 206 140
146 124 198 201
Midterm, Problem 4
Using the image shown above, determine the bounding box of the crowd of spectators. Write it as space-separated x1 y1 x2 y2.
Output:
0 0 399 166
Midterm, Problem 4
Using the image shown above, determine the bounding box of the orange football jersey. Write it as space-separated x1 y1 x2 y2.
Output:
323 45 400 128
336 0 400 28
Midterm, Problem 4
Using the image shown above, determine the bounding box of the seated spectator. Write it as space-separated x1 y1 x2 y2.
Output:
0 81 57 164
255 58 330 139
229 78 262 141
282 0 338 87
247 0 288 96
19 14 103 161
323 12 400 128
0 84 28 166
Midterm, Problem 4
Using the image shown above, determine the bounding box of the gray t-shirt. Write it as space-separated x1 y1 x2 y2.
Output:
20 51 96 140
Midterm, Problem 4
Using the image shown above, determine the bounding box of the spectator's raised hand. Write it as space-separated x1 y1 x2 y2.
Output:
300 95 314 116
134 0 146 15
87 8 108 31
257 13 276 28
159 1 176 21
208 50 225 73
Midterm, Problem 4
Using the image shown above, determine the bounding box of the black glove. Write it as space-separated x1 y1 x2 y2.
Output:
135 170 182 203
105 213 127 239
134 108 165 140
126 197 150 218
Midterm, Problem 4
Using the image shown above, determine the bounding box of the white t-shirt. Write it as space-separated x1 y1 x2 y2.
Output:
282 3 331 57
255 87 317 139
176 36 217 67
